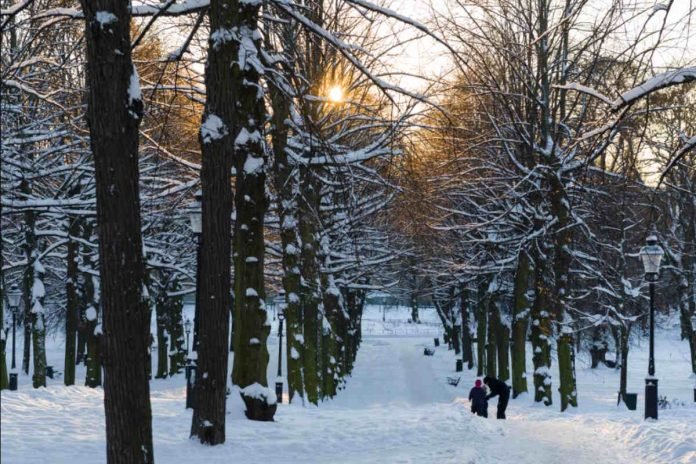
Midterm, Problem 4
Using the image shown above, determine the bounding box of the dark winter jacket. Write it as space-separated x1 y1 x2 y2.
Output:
468 386 487 410
484 376 510 400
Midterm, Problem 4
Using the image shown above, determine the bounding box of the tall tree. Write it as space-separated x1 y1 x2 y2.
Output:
190 0 239 443
79 0 153 461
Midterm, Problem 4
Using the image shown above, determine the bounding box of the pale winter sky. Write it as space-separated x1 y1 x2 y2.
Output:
377 0 695 94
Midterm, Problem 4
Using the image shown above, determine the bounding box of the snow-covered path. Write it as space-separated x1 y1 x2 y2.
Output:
2 306 695 463
320 336 653 464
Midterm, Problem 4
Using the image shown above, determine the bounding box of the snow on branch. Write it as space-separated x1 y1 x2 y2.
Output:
561 67 696 113
23 0 209 21
611 67 696 110
554 83 613 105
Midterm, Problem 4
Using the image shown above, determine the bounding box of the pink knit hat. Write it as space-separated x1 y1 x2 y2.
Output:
475 379 482 388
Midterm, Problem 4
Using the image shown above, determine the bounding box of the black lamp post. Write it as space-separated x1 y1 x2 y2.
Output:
184 315 195 409
7 283 21 391
275 293 285 403
639 233 663 420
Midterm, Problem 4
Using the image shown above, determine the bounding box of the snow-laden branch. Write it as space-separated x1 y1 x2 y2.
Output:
561 67 696 112
16 0 209 21
554 83 613 105
611 67 696 110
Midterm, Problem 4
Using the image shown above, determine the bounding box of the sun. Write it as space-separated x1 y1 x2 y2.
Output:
327 85 344 103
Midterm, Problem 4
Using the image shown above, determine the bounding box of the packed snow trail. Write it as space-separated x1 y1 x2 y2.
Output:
2 306 695 463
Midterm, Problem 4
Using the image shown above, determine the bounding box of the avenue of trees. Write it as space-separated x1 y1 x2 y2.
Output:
1 0 694 462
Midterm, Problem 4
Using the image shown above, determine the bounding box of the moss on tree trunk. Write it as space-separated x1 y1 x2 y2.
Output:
511 251 531 397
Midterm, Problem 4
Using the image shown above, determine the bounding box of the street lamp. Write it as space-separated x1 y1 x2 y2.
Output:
275 292 285 403
640 233 664 420
7 283 21 391
184 315 195 410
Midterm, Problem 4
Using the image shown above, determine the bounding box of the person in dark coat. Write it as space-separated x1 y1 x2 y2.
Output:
468 379 488 417
483 375 511 419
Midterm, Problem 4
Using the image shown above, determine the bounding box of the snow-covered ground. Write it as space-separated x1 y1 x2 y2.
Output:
2 305 695 463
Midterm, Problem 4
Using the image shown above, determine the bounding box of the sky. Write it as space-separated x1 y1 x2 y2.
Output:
375 0 695 94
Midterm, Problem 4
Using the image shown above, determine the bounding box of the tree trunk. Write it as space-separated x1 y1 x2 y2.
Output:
155 294 168 379
80 0 153 459
550 175 578 411
531 252 553 405
166 279 186 376
486 297 498 378
83 271 101 389
497 320 510 383
22 180 35 376
511 251 531 397
297 164 322 405
460 288 474 369
64 219 80 386
269 62 305 403
76 222 93 367
557 331 577 410
31 263 47 389
677 203 696 374
320 248 340 399
410 290 419 323
229 0 273 423
618 324 629 403
476 280 488 377
189 0 237 443
452 323 461 355
76 321 87 365
0 281 7 389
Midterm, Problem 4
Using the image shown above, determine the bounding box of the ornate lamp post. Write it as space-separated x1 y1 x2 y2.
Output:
7 283 22 391
275 292 285 403
639 233 664 420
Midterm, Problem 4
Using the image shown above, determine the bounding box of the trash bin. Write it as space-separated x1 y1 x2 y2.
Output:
624 393 638 410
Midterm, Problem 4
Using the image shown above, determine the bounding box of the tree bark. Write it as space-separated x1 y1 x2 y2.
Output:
298 164 321 405
476 279 488 377
618 324 629 402
531 250 553 406
511 251 531 397
549 174 578 411
497 319 510 383
486 296 498 378
268 57 305 403
80 0 153 459
155 293 168 379
229 0 273 423
0 282 7 389
30 264 47 389
460 288 474 369
64 219 80 386
21 180 35 376
166 279 186 376
82 241 101 389
189 0 237 442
